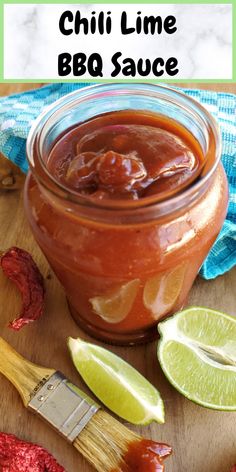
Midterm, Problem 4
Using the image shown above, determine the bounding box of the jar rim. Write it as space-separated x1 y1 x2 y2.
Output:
26 83 222 218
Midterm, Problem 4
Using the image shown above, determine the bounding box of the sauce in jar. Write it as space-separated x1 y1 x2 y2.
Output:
48 110 203 201
25 84 228 344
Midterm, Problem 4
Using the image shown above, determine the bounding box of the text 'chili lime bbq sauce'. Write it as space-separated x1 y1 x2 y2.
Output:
26 109 228 344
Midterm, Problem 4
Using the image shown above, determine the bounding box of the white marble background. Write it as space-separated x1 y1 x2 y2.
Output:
4 4 232 80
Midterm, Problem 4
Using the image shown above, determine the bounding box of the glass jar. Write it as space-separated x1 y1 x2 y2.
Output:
25 84 228 345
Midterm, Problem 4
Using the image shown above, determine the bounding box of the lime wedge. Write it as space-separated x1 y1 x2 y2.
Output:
143 263 186 320
90 279 140 324
68 337 165 425
157 307 236 410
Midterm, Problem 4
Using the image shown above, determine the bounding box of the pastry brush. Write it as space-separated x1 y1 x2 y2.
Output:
0 337 171 471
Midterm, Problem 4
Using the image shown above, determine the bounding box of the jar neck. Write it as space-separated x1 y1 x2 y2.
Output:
27 83 221 225
35 167 216 226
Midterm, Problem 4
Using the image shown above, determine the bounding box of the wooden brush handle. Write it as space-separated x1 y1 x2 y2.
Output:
0 338 55 406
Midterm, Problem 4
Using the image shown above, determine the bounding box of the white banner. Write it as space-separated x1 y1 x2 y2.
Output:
4 4 233 80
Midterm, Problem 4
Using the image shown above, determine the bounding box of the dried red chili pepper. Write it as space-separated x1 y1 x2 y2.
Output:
231 466 236 472
0 432 65 472
0 247 45 330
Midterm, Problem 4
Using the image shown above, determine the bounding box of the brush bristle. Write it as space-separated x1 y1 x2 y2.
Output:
73 410 139 472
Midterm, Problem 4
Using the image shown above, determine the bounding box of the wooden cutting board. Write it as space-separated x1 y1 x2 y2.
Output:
0 83 235 472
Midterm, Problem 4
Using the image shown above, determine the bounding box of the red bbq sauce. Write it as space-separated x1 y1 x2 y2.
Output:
112 439 172 472
25 96 228 345
47 110 203 201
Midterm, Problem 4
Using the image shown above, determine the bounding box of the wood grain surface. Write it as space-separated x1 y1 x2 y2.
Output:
0 82 235 472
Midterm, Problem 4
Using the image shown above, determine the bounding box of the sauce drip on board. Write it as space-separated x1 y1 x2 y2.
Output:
48 110 203 201
112 439 172 471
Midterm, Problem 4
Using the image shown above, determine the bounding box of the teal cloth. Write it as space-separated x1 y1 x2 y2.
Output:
0 84 235 280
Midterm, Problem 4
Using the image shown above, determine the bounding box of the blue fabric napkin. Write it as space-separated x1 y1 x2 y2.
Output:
0 83 235 280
